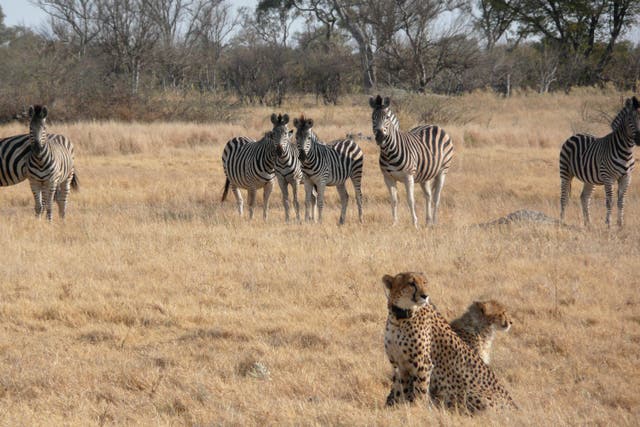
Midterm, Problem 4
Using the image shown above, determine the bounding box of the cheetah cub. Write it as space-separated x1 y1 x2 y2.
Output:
383 272 516 413
450 300 512 365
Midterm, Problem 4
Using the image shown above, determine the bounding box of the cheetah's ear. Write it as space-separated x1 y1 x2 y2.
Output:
382 274 394 298
474 301 487 314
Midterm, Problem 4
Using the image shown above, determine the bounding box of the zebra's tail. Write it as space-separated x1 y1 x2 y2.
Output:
221 178 230 202
71 172 79 192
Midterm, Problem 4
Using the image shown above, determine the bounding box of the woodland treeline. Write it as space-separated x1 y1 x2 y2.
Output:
1 0 639 121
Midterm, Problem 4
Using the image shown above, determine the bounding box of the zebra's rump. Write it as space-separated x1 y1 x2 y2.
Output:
0 134 31 186
559 133 635 185
222 136 276 189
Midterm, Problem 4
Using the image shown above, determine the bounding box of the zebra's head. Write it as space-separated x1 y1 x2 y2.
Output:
270 113 293 156
613 97 640 146
293 114 314 161
369 95 393 144
28 105 48 152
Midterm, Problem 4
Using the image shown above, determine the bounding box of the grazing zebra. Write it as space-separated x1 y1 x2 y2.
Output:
275 133 303 222
27 105 78 221
0 134 31 187
293 115 363 224
369 95 454 227
560 96 640 227
221 113 292 220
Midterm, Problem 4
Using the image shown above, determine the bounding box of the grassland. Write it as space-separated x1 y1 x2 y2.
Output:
0 90 639 426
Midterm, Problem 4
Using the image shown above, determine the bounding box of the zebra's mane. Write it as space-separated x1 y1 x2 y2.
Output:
611 103 630 130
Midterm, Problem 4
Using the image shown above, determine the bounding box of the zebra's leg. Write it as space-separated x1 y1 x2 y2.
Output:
277 175 290 222
316 184 326 223
55 179 72 220
420 181 433 225
604 181 614 227
431 172 446 225
403 175 418 228
263 179 274 221
304 179 314 222
30 181 43 218
560 177 572 223
617 174 630 227
231 185 243 217
384 175 399 225
336 183 349 225
247 188 257 220
580 183 595 227
353 177 363 223
292 179 301 222
44 185 56 222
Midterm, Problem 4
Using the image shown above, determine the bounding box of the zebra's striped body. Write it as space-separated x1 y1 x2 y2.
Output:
1 133 68 187
0 134 31 186
27 105 78 221
293 115 363 224
369 95 454 227
559 97 640 227
221 113 291 220
275 138 303 222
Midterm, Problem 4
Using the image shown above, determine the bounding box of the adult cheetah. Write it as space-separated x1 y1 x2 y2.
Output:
450 300 513 365
382 272 516 413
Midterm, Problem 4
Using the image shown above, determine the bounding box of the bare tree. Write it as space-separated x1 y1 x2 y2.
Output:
96 0 159 95
33 0 100 56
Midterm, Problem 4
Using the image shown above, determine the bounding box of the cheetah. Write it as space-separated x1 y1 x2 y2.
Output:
450 300 513 365
382 272 516 413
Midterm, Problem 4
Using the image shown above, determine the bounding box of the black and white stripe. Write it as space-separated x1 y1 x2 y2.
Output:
275 133 302 222
0 134 31 187
293 115 363 224
559 96 640 227
221 113 291 220
27 105 78 221
369 95 454 227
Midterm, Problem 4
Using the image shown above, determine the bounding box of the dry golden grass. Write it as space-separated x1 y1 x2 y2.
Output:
0 90 639 426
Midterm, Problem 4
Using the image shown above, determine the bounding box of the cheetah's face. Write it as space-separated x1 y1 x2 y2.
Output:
475 300 512 332
382 272 429 310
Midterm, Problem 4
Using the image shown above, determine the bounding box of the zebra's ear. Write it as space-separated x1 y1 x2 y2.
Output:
306 118 314 128
369 96 377 108
41 106 48 118
270 113 278 125
633 96 639 109
293 118 300 127
382 97 391 108
282 114 289 124
28 106 35 118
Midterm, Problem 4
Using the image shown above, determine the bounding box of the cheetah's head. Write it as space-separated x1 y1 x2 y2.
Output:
382 272 429 311
472 300 512 332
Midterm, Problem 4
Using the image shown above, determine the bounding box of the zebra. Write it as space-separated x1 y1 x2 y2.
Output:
559 96 640 227
369 95 454 227
221 113 292 220
274 132 303 222
293 114 364 224
27 105 78 221
0 134 31 187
